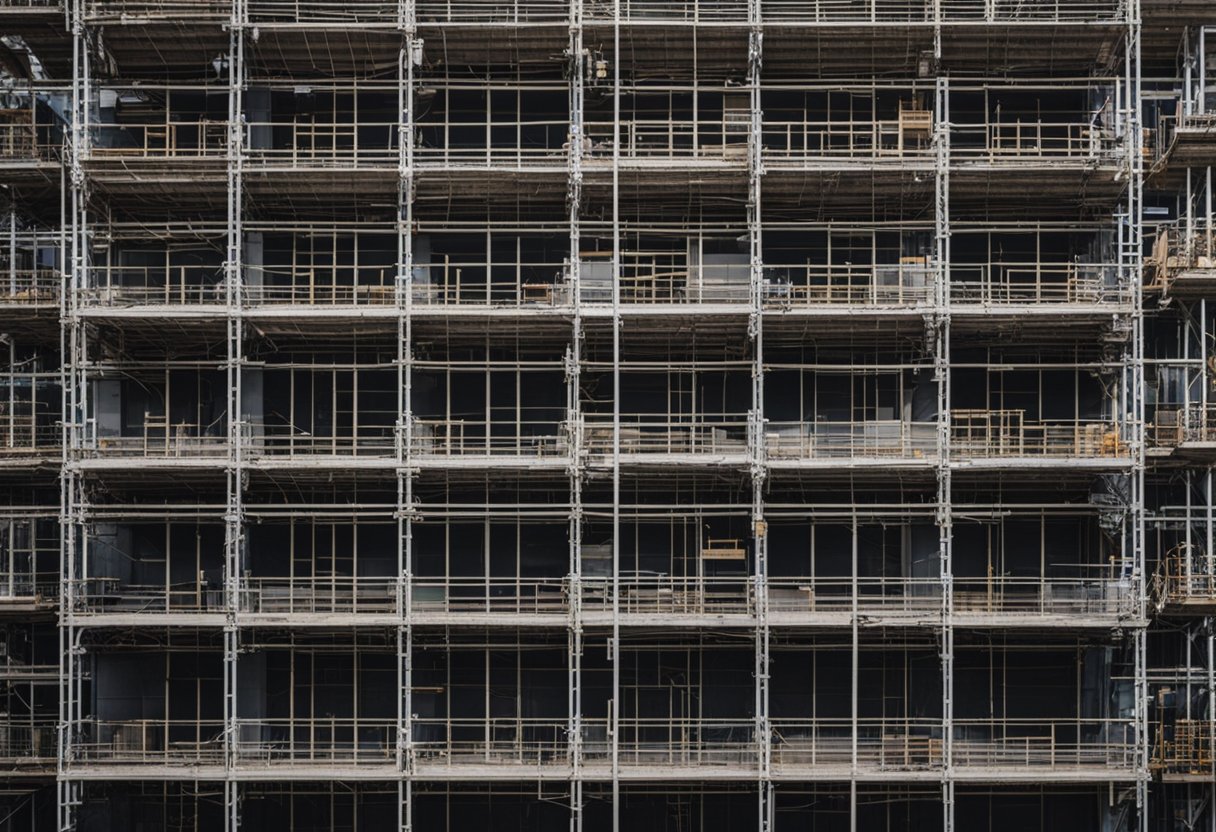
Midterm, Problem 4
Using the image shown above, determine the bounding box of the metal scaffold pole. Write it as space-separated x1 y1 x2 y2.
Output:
933 64 955 832
746 0 769 824
567 2 586 828
1122 3 1150 828
611 2 622 827
58 1 89 827
400 3 418 827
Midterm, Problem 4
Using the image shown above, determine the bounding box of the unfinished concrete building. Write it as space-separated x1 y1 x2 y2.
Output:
0 0 1214 830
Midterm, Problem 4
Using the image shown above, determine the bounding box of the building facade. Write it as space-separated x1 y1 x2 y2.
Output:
0 1 1213 829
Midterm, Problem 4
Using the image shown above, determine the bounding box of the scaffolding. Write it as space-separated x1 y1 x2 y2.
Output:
0 0 1214 830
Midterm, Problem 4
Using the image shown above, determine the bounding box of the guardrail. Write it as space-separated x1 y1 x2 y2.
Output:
949 263 1120 305
412 267 571 308
253 429 396 458
764 420 937 460
411 0 1124 24
411 718 571 766
951 122 1120 161
0 722 58 763
416 121 569 168
0 121 60 163
415 0 571 23
411 419 569 457
0 580 59 602
950 412 1125 459
762 118 935 160
91 420 229 459
953 577 1133 617
1 418 61 454
246 0 399 23
235 718 396 764
585 119 748 161
771 717 943 770
583 416 750 455
582 576 755 615
91 121 227 159
762 264 933 307
83 2 231 22
245 121 398 167
951 718 1136 770
71 578 224 613
1 270 60 305
246 270 397 306
411 577 568 615
767 577 942 614
74 719 226 764
81 267 226 307
76 0 1126 25
242 576 398 614
585 718 759 768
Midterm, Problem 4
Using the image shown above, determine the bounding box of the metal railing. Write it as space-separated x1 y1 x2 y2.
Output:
767 577 942 615
0 120 59 162
583 718 759 768
762 118 935 160
412 258 571 307
246 0 399 23
579 258 753 304
90 121 228 159
584 119 749 161
83 2 231 22
952 577 1134 617
81 266 226 306
413 278 572 307
73 720 226 764
235 718 396 764
585 1 750 22
411 419 569 457
413 0 1123 24
949 263 1120 305
952 122 1119 161
771 717 1135 770
0 580 59 602
760 1 933 22
415 121 569 167
1 416 61 454
415 0 570 23
71 578 224 613
410 718 571 766
581 575 755 616
241 576 399 614
937 0 1124 21
0 722 58 764
253 427 396 458
91 417 229 459
0 660 59 680
582 415 750 455
245 121 398 167
1 269 60 304
245 269 397 306
410 577 568 615
764 420 937 460
762 264 934 307
770 718 943 770
950 411 1126 459
951 718 1136 770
